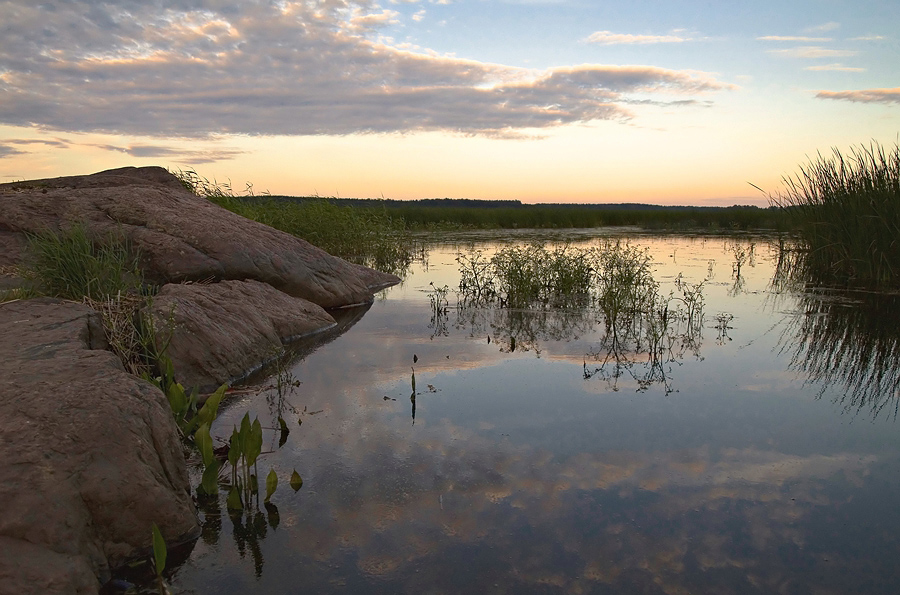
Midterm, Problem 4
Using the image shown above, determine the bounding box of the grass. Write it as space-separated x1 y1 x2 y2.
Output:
764 141 900 288
171 169 416 276
14 222 163 376
22 222 142 301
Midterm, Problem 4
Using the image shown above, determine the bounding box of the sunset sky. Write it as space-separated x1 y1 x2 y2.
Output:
1 0 897 205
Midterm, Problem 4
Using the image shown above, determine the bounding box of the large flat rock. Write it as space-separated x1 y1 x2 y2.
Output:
150 280 338 392
0 298 199 595
0 166 399 308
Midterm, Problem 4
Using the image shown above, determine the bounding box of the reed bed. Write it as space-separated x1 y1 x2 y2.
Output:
766 141 900 288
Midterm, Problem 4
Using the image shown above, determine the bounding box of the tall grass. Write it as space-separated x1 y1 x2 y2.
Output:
171 169 416 275
766 141 900 288
19 223 161 376
23 222 142 301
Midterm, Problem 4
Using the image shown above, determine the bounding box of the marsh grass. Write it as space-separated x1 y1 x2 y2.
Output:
765 141 900 288
454 240 708 392
171 168 416 275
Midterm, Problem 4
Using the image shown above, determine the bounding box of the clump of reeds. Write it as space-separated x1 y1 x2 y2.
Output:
458 243 595 309
766 141 900 288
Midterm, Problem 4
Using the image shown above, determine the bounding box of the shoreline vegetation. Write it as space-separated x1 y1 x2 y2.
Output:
761 141 900 289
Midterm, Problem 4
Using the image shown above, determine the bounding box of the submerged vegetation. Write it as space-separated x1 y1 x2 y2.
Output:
764 141 900 288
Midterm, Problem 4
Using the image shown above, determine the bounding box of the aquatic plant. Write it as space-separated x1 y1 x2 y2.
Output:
151 523 167 595
763 141 900 288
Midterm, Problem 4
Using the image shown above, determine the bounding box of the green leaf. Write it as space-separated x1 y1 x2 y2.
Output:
199 459 219 496
246 418 263 467
151 523 167 576
194 423 214 468
227 427 241 467
265 468 278 503
290 469 303 492
195 383 227 428
166 382 186 419
226 485 243 510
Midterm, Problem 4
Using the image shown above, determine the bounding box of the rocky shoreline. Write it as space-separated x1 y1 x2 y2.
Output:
0 167 399 594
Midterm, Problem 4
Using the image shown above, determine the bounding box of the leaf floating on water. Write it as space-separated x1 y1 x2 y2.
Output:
290 470 303 492
265 468 278 503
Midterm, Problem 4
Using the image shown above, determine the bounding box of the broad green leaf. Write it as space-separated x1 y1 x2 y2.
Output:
227 427 241 466
194 423 214 467
151 523 167 576
246 418 263 467
166 382 186 418
238 413 251 454
290 469 303 491
265 468 278 503
195 383 227 428
199 460 219 496
226 486 243 510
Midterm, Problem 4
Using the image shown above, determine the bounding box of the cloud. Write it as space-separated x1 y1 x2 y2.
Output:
850 34 886 41
756 35 832 42
0 145 26 159
805 22 840 33
767 46 859 59
805 63 865 72
91 143 246 164
815 87 900 104
585 31 691 45
0 1 732 139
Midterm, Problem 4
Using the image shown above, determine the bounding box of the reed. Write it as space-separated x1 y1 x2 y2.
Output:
766 141 900 288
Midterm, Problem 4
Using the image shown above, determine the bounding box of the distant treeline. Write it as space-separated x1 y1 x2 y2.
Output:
255 195 785 231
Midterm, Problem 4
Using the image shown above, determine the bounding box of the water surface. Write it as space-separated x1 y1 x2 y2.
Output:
172 231 900 594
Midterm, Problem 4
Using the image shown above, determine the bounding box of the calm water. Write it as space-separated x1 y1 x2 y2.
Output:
170 231 900 594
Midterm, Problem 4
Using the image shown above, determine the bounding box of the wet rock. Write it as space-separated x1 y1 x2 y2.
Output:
149 279 337 391
0 298 199 595
0 166 399 308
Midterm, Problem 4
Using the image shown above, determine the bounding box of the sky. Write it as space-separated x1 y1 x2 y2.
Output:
0 0 897 205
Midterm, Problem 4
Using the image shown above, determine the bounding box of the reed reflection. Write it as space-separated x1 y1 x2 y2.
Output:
783 291 900 420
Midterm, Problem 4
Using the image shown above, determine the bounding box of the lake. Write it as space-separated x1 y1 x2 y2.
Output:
169 230 900 594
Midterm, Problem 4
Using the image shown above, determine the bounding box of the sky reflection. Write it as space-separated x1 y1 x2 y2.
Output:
171 233 900 594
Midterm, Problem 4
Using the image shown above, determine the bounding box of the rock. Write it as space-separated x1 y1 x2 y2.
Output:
0 298 199 595
0 166 399 308
149 280 338 392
